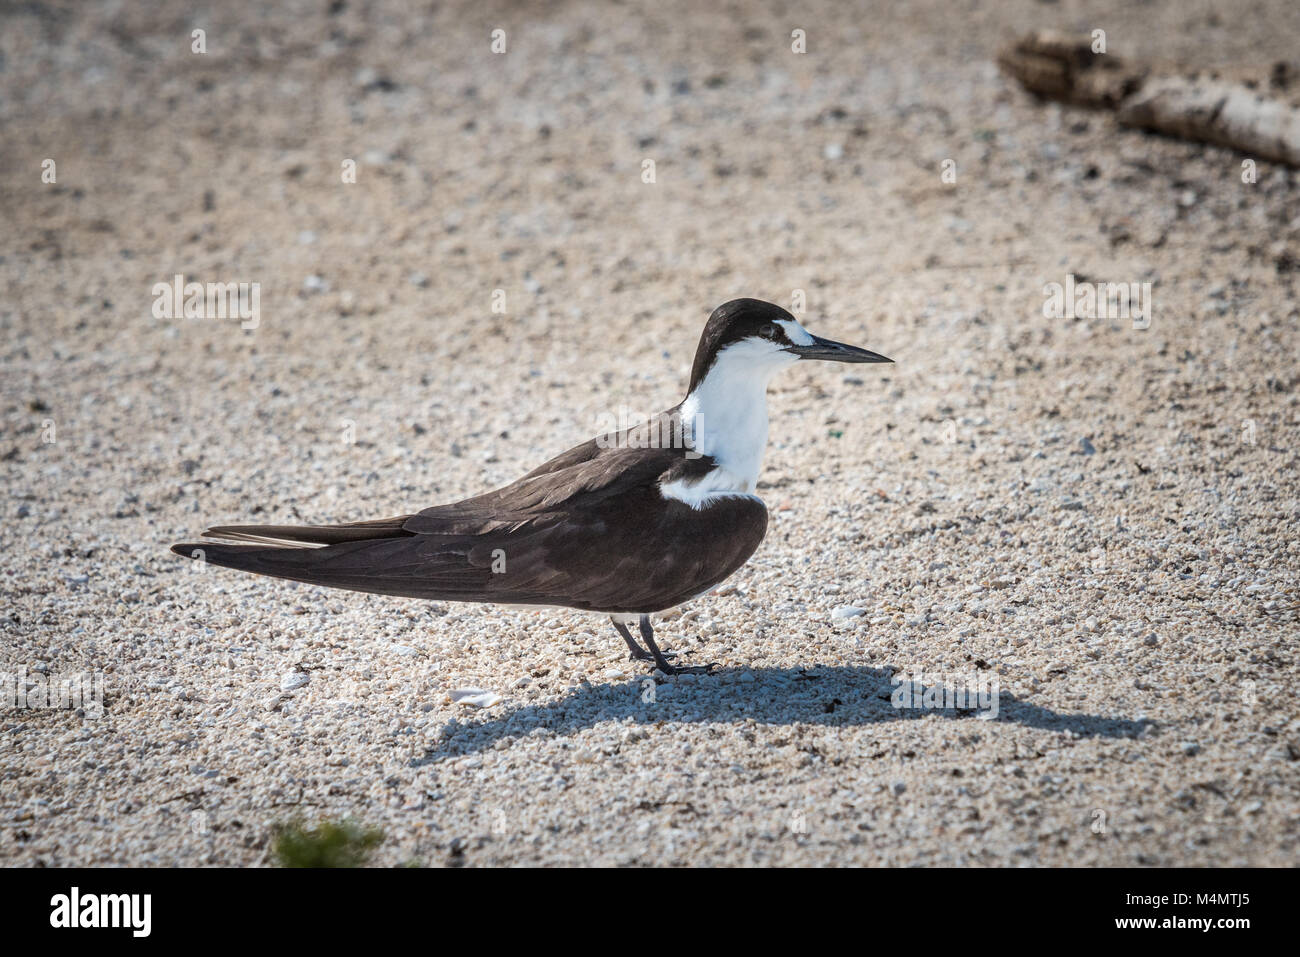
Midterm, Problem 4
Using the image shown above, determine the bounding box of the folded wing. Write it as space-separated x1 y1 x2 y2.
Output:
172 435 768 613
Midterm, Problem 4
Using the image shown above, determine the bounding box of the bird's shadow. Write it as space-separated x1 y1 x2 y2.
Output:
413 665 1150 766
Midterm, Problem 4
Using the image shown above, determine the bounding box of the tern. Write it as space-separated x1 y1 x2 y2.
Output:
172 298 892 674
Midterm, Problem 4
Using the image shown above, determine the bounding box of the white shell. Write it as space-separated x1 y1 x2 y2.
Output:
448 687 503 708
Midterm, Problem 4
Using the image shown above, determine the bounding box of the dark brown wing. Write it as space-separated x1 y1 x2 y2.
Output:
402 434 676 535
452 486 768 612
172 421 768 613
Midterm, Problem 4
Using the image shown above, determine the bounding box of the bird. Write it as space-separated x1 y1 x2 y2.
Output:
171 298 892 674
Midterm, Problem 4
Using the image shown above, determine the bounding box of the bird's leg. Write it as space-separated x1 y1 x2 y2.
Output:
611 618 653 661
639 614 715 676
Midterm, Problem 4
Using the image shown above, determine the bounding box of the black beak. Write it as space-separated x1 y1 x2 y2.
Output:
786 334 893 363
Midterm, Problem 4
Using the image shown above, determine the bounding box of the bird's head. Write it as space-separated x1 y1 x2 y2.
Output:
687 298 891 394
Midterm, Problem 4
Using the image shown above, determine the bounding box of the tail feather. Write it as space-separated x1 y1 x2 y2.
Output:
198 515 413 547
169 532 493 601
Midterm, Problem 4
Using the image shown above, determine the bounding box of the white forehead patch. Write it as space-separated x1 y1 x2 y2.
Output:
775 318 814 346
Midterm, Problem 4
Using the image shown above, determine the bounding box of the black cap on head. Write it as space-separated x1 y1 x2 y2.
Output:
687 298 891 393
688 299 798 392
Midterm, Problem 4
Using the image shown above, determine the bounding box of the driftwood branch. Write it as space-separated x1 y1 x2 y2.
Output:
998 31 1300 168
997 31 1145 109
1117 78 1300 167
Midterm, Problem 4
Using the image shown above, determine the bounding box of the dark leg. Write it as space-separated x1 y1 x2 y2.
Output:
612 618 653 661
639 614 715 676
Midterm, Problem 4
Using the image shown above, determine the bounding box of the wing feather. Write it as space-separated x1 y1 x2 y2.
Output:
173 418 768 613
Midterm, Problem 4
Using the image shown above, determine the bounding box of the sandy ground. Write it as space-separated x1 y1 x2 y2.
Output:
2 0 1298 867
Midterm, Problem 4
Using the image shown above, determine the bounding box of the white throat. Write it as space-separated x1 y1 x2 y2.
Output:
660 318 814 509
678 335 802 495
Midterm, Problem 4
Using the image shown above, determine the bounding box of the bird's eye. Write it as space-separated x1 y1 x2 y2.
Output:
760 324 778 339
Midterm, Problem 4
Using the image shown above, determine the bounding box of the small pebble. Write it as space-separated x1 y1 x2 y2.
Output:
831 606 867 619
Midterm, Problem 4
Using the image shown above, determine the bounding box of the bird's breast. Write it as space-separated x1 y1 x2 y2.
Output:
659 464 761 509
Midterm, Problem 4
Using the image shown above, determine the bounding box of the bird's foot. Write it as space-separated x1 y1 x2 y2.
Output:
626 647 654 662
654 660 717 677
632 614 716 676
